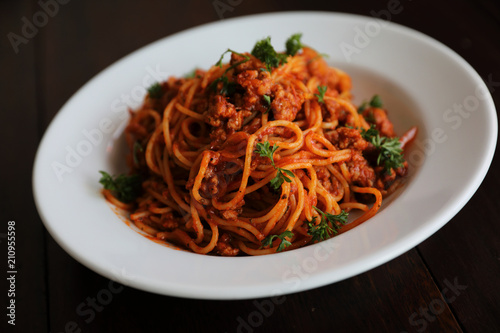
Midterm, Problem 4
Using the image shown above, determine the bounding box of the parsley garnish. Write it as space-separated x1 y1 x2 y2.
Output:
315 85 327 103
285 33 303 56
370 95 383 108
270 168 295 190
132 141 144 166
358 94 383 112
360 124 378 139
251 37 288 73
255 141 278 161
147 82 163 99
184 68 197 78
364 110 376 123
361 125 404 172
263 94 272 113
211 75 237 95
210 49 250 95
261 230 294 252
99 171 142 203
306 207 349 242
254 141 295 191
215 49 248 68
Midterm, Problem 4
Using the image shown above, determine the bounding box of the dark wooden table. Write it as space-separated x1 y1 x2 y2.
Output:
1 0 499 332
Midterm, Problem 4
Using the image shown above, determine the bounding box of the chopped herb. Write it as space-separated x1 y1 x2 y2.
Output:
99 171 142 203
215 48 248 67
147 82 163 99
357 102 367 113
210 49 250 95
261 230 294 252
306 207 349 242
361 125 405 172
254 141 295 191
360 124 379 139
358 94 384 112
184 68 198 78
251 37 288 72
211 75 237 95
270 168 294 190
315 85 327 103
370 94 383 108
364 110 376 123
132 141 144 166
285 33 303 56
263 94 272 113
255 141 279 162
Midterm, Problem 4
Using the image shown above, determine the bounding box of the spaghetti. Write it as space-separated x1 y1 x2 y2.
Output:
102 35 416 256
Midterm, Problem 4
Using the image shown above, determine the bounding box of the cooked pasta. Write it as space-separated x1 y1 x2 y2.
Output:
100 35 416 256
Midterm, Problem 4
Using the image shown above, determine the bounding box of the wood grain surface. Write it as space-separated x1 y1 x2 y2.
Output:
1 0 499 332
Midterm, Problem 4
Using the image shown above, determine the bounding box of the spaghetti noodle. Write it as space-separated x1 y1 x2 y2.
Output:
102 35 416 256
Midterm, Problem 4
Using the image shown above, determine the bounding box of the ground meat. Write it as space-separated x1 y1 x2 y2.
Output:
236 70 272 112
161 212 179 230
327 127 369 151
205 95 252 145
363 107 395 137
315 166 342 197
192 152 228 199
220 209 241 220
324 99 355 125
230 52 258 74
206 95 237 127
347 151 375 187
216 233 240 256
271 84 304 121
304 47 341 90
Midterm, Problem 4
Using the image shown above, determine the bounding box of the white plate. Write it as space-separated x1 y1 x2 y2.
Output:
33 11 497 299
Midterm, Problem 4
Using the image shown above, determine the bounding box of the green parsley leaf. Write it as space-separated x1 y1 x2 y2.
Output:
315 85 327 103
364 110 376 123
263 94 272 113
358 94 383 112
251 37 288 72
215 48 248 67
369 94 383 108
210 49 250 95
184 68 198 78
147 82 163 99
306 207 349 242
99 171 142 203
377 137 404 171
285 33 303 56
360 124 379 140
255 141 279 167
270 168 294 191
357 102 368 113
261 230 294 252
132 141 144 166
254 141 295 190
361 125 404 172
211 76 237 95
